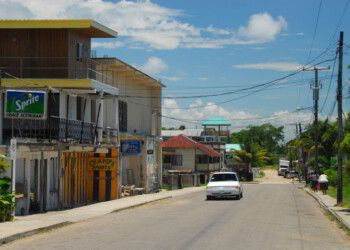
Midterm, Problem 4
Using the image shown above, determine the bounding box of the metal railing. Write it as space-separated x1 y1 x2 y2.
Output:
4 116 119 146
0 57 115 85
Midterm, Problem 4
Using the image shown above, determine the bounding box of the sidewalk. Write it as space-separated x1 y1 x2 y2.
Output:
0 186 205 245
305 188 350 231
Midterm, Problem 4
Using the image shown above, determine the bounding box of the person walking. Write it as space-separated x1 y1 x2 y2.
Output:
311 173 318 192
318 174 328 195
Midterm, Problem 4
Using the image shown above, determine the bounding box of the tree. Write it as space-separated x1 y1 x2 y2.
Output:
230 123 284 167
179 125 186 130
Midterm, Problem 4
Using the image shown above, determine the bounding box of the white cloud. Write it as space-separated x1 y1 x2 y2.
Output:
198 77 208 81
136 57 168 75
91 41 124 49
238 13 287 42
160 76 181 82
282 32 304 36
201 25 234 35
233 62 304 71
161 99 319 140
0 1 288 50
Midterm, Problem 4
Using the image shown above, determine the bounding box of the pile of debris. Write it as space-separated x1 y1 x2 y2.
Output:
122 185 146 197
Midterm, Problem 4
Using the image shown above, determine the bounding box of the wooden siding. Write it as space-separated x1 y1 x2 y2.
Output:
0 29 69 78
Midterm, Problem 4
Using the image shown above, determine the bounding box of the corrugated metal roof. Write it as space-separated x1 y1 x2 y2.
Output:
162 134 220 157
202 117 231 126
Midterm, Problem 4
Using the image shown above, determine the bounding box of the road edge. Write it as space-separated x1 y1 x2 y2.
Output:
304 188 350 231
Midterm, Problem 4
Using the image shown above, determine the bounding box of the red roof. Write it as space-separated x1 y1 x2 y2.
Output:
162 134 220 157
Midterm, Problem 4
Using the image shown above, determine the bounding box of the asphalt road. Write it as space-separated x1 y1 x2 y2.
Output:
3 184 350 250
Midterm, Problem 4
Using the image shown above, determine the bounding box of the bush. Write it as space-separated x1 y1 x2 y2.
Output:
0 155 14 222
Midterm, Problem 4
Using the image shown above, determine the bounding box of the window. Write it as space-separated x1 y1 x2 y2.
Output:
76 97 83 121
76 42 84 61
163 155 171 164
197 155 208 164
210 173 237 182
171 155 182 166
91 100 96 123
119 100 127 132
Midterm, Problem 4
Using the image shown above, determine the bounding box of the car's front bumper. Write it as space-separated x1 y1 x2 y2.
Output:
207 188 240 197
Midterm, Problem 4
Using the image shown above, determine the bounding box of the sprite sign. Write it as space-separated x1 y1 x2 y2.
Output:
5 90 47 119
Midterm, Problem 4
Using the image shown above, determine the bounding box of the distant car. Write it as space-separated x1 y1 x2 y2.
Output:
206 172 243 200
283 170 290 178
287 170 298 179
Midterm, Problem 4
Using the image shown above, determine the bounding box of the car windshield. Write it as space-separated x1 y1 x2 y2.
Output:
210 174 237 182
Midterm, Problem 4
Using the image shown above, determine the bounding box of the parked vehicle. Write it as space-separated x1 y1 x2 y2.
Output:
206 172 243 200
278 159 289 176
286 170 298 179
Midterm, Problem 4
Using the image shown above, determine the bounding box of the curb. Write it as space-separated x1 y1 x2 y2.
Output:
0 195 173 246
0 222 72 246
304 189 350 231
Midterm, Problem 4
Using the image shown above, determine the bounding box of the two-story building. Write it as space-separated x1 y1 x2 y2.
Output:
0 20 122 215
162 134 220 184
199 117 231 169
93 58 164 192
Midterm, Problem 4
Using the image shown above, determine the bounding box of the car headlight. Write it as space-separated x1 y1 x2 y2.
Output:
228 186 240 190
207 186 215 190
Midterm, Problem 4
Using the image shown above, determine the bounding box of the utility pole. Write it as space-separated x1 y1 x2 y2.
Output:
303 66 329 174
337 31 344 204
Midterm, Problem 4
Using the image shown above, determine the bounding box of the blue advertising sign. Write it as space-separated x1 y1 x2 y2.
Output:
121 140 141 156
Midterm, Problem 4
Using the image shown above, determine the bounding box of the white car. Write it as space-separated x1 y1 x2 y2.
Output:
206 172 243 200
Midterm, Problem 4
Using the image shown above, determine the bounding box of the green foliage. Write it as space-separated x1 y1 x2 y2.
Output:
324 169 337 186
230 123 283 167
0 155 14 222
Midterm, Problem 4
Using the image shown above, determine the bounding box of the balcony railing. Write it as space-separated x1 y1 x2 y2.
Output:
202 130 230 136
4 116 119 146
0 57 115 85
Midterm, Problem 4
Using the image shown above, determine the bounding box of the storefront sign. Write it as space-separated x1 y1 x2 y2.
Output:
88 158 117 171
5 90 47 119
121 140 141 156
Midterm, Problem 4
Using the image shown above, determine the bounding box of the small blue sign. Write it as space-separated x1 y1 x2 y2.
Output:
121 140 141 156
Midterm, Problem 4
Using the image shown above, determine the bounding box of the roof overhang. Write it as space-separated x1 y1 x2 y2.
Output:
1 78 119 96
0 19 118 38
94 58 166 88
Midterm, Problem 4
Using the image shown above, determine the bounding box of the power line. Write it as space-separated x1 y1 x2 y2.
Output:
129 57 337 110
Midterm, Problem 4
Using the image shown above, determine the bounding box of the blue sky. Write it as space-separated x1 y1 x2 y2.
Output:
1 0 349 140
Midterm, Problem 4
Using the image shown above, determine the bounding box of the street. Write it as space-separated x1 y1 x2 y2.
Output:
2 183 350 250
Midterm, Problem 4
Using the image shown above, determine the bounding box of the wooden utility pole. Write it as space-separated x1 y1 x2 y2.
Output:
303 66 329 174
337 31 344 204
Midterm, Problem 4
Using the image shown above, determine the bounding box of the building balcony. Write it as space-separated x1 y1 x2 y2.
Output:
202 130 230 136
0 56 115 87
3 116 119 147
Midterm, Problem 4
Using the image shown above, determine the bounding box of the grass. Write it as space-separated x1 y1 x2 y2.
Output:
327 185 350 209
323 210 350 236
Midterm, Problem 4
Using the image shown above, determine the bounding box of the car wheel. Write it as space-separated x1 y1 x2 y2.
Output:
240 192 243 199
207 195 212 200
236 194 241 200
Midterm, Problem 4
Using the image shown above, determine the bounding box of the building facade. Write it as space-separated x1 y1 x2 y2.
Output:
0 20 123 215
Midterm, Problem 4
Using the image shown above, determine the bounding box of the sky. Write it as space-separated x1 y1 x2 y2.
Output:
1 0 350 141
